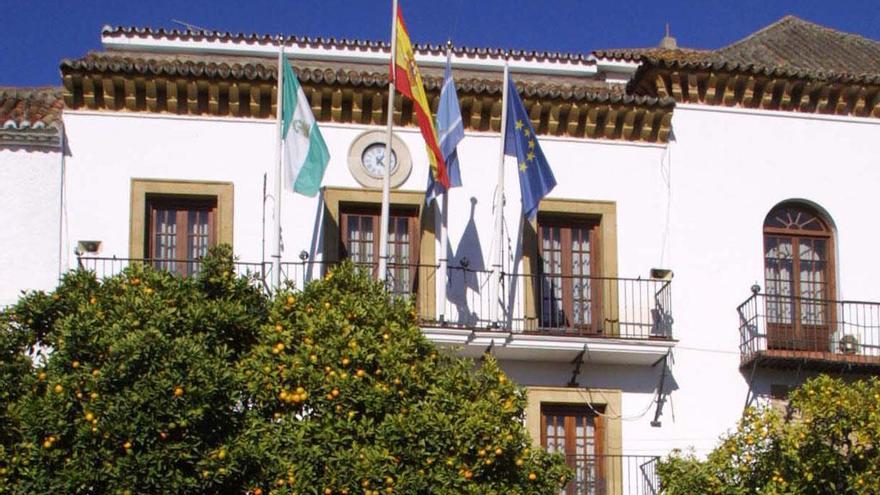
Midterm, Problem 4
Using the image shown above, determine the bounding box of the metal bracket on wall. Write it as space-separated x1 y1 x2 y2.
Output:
480 340 494 362
651 351 674 427
567 345 588 387
742 357 760 411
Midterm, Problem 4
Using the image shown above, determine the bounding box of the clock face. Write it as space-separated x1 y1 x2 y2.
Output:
361 143 398 178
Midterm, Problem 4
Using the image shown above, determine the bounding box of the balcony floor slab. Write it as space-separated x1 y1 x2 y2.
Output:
421 326 676 365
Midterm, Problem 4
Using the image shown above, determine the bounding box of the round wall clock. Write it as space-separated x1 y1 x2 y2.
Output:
347 130 412 188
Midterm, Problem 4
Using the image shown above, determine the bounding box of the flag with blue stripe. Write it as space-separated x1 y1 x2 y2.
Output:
503 75 556 219
426 53 464 204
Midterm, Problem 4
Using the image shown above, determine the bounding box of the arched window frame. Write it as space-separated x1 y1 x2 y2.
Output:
762 201 836 350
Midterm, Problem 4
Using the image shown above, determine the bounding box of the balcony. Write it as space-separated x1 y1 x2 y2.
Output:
77 257 675 364
559 454 660 495
738 293 880 371
423 267 674 365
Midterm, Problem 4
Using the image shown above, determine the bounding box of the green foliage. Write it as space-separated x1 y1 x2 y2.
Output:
0 248 569 494
659 375 880 495
236 262 570 495
0 245 264 494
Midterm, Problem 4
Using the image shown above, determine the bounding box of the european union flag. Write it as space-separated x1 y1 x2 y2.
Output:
426 53 464 204
503 75 556 219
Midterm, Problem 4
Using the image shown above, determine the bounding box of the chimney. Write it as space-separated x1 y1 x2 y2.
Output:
659 22 677 49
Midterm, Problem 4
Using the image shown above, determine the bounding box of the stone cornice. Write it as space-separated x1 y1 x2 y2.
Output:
630 63 880 118
60 53 675 143
0 128 62 150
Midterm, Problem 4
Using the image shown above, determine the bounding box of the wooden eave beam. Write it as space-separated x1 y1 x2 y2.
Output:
654 73 670 99
622 108 637 140
669 72 684 101
585 107 600 138
566 103 582 137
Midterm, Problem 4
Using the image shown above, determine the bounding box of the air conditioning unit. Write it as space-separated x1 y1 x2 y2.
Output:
838 334 860 355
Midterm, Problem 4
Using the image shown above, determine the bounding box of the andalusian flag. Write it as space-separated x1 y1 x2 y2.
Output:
393 7 449 188
282 61 329 196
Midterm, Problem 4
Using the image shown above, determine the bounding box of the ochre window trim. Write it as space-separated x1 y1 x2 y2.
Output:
130 178 234 259
321 186 436 319
526 387 623 493
522 199 618 332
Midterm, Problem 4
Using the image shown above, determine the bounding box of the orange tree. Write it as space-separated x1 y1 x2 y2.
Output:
659 375 880 495
0 248 569 494
0 245 266 494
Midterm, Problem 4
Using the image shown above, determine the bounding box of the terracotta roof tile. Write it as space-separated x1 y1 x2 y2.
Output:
0 87 63 129
634 16 880 83
60 51 668 107
0 87 63 149
101 25 597 65
592 47 708 63
710 15 880 76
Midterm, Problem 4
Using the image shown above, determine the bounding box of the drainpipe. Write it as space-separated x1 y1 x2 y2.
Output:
57 124 66 279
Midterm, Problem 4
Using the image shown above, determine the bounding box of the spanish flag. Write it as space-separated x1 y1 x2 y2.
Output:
393 7 449 189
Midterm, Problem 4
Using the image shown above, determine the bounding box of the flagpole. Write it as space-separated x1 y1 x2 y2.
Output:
379 0 399 283
437 41 452 323
491 54 509 326
272 39 285 291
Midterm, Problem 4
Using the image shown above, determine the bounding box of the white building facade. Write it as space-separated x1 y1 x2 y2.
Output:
3 15 880 494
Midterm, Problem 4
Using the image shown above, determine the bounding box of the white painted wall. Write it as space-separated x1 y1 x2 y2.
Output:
7 95 880 460
0 148 62 306
660 105 880 455
57 109 672 456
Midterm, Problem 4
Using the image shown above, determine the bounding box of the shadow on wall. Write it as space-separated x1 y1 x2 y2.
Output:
447 197 486 325
510 360 679 395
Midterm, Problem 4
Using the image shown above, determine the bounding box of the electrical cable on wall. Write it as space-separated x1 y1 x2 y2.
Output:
659 131 673 267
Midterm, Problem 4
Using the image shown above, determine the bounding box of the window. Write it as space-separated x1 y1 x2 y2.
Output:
763 202 835 351
538 215 601 332
542 404 605 495
340 205 419 297
322 188 435 320
146 195 217 275
129 179 233 274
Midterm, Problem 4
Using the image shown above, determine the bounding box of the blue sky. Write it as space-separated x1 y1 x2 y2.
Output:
3 0 880 87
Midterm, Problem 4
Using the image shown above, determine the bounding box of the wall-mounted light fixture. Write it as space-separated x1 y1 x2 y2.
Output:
75 240 102 256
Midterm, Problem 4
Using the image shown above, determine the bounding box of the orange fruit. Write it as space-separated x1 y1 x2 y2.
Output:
173 387 184 397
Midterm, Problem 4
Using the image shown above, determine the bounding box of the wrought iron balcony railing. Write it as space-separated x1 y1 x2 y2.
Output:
77 256 270 285
560 454 660 495
76 257 673 341
434 267 672 340
738 292 880 368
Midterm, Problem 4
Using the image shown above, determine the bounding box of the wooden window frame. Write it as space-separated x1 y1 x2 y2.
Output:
541 403 606 495
145 195 217 275
762 203 836 352
130 179 233 260
537 214 602 334
525 387 622 495
339 204 420 294
522 199 617 333
321 187 435 319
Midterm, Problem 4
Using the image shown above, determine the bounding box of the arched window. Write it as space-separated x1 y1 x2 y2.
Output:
763 202 835 350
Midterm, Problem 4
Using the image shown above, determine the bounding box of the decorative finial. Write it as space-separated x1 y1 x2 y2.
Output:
659 22 677 49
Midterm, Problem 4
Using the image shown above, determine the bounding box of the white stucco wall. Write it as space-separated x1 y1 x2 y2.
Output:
661 104 880 454
9 97 880 459
0 148 62 307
